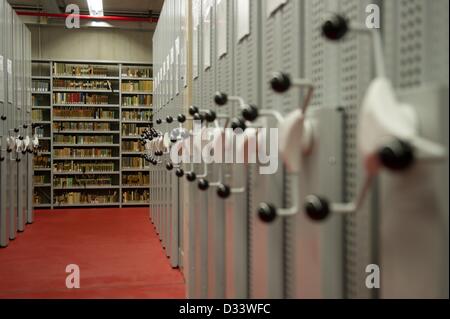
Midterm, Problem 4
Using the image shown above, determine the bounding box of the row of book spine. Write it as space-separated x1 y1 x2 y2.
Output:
32 110 49 121
121 81 153 92
54 176 115 188
54 148 113 158
122 173 150 186
54 135 115 144
54 191 119 205
122 190 150 203
53 162 116 173
32 80 50 92
122 111 152 121
122 157 149 169
122 95 152 106
53 122 115 132
122 68 151 78
54 79 113 90
53 93 111 105
122 141 144 152
53 107 117 119
121 124 149 136
53 63 111 77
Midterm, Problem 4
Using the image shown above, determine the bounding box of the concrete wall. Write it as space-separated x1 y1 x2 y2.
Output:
30 25 153 63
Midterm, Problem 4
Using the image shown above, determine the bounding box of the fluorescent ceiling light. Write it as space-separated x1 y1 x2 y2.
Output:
88 21 112 28
87 0 104 17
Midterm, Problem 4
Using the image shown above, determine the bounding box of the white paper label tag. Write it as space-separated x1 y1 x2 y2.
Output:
267 0 288 17
0 55 4 103
175 37 180 95
217 0 228 58
7 59 13 103
203 7 212 70
237 0 250 41
7 59 12 74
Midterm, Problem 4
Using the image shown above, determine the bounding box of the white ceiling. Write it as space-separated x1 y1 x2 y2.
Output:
8 0 164 14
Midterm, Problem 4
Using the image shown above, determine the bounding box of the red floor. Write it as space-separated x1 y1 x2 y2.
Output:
0 208 185 299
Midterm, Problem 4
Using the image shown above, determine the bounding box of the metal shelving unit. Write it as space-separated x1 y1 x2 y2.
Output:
120 63 153 207
32 61 53 208
31 60 153 209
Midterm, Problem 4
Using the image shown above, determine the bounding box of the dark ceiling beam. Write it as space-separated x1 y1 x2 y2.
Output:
11 4 160 19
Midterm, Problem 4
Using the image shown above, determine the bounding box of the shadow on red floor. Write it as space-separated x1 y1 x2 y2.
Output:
0 208 185 299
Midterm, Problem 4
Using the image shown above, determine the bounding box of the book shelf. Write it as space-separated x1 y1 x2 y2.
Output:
32 60 153 209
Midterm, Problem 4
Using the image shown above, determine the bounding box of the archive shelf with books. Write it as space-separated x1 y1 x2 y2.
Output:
32 61 53 208
120 64 153 206
31 60 153 208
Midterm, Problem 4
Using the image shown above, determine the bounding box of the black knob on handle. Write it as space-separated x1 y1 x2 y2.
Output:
214 92 228 106
152 159 158 166
27 149 33 154
189 106 200 116
166 116 174 124
175 168 184 178
23 124 28 129
7 148 12 153
22 150 26 155
258 203 277 223
166 162 174 171
156 119 163 125
186 172 197 182
16 158 21 163
1 115 6 121
204 110 217 123
178 114 186 123
14 128 19 133
198 179 209 191
217 184 231 199
270 72 292 93
322 14 349 41
378 139 415 172
242 105 259 122
0 157 4 162
193 112 205 122
231 118 247 133
19 136 24 141
304 195 330 222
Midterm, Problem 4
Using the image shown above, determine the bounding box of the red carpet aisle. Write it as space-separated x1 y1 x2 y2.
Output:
0 208 185 299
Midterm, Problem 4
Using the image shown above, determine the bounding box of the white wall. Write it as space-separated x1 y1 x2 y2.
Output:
30 25 153 63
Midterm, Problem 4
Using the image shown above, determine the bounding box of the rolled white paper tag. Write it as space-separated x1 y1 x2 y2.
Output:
279 108 304 173
358 77 417 172
163 133 171 149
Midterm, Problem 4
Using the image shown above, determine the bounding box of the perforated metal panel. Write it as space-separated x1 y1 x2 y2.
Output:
337 0 375 300
381 0 449 299
0 0 8 247
249 0 303 299
4 2 13 244
223 0 258 299
152 0 449 300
